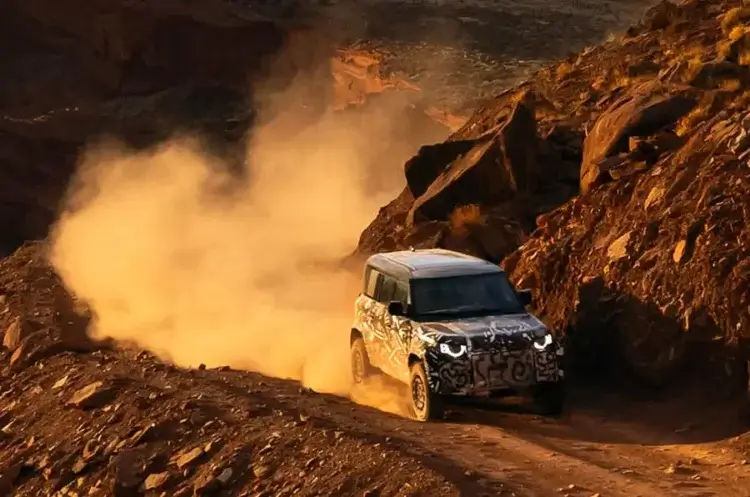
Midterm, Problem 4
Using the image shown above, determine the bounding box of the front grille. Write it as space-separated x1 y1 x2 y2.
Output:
468 334 529 353
471 350 535 388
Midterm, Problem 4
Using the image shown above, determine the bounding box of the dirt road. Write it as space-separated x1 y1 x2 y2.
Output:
291 378 750 496
25 355 750 496
4 343 749 496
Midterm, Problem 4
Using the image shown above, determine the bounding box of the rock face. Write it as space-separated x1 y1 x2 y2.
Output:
357 0 750 389
580 82 696 193
410 99 538 222
356 90 576 263
0 0 315 117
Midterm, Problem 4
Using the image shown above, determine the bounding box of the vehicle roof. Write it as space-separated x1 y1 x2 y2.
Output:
366 248 503 280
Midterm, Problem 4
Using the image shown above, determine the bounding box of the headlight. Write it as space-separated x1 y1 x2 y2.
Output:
439 342 467 357
532 332 553 351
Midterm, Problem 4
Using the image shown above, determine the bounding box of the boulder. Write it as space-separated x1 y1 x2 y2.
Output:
2 317 41 351
410 100 538 221
355 188 414 254
404 140 474 198
67 381 117 410
640 0 681 31
9 327 94 370
580 82 696 193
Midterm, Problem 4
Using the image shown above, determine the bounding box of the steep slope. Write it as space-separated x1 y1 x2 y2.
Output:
357 0 750 390
0 246 465 497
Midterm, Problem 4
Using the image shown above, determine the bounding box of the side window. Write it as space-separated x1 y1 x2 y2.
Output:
393 281 409 304
378 275 397 304
364 267 381 299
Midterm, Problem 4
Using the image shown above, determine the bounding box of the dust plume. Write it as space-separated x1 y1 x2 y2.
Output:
49 56 448 400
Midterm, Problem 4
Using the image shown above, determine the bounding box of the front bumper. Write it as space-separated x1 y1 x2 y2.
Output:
424 338 564 396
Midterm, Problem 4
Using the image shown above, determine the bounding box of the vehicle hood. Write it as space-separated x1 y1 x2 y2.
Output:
418 313 547 339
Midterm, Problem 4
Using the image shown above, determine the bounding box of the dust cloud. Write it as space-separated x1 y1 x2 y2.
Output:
48 52 446 411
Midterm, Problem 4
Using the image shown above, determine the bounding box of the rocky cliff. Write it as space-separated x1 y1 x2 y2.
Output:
357 0 750 389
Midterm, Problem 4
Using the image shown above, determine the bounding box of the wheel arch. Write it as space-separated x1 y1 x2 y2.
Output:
408 353 422 367
350 328 363 345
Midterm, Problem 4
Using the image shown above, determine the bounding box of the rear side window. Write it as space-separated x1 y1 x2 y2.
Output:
364 267 407 304
364 267 380 298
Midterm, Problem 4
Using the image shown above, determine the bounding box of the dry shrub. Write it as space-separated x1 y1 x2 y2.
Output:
449 204 485 237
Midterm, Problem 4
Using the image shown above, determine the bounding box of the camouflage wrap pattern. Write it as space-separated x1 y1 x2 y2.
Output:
353 295 564 395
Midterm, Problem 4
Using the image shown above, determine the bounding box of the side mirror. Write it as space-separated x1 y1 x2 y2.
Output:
388 301 406 316
516 289 532 307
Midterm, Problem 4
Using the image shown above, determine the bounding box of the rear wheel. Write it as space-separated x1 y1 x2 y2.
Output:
531 381 566 416
409 362 444 422
350 338 373 385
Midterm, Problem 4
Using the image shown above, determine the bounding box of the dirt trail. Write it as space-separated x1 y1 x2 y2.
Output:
4 346 749 496
299 377 750 496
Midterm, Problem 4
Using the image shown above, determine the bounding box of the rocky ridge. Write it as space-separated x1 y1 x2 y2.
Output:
357 0 750 389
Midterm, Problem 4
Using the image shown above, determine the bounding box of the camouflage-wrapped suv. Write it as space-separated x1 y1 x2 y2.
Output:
350 248 565 421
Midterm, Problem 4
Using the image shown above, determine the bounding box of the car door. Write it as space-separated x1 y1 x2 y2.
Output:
376 274 412 381
355 266 389 371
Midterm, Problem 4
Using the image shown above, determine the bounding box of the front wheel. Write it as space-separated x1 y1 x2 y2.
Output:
530 381 566 416
351 338 374 385
409 362 444 422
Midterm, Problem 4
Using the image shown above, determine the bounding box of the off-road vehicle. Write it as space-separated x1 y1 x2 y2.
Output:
350 248 565 421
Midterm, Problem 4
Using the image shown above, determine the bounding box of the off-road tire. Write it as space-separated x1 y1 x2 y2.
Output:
350 338 374 385
409 362 445 422
531 381 566 416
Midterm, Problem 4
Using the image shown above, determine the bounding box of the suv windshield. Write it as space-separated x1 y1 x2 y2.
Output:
410 272 524 317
